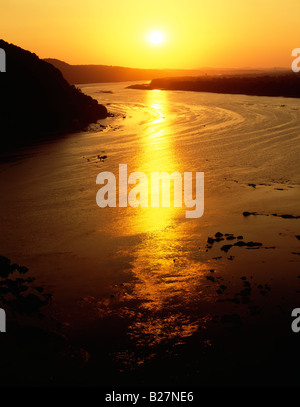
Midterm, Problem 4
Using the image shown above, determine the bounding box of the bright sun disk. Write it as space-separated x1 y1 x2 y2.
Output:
148 31 165 46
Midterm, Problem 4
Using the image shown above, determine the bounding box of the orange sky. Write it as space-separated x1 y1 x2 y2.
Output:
1 0 299 69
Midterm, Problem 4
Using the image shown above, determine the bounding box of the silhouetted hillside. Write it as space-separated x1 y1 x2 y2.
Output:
128 74 300 98
0 40 109 150
44 59 170 84
44 59 282 85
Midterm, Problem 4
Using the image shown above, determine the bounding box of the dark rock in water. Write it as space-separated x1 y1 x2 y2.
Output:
97 154 108 161
215 232 223 238
0 256 10 266
207 237 215 245
0 256 91 385
237 236 243 240
296 236 300 240
234 241 247 247
234 241 262 248
246 241 262 247
16 265 29 274
0 40 109 150
240 288 251 297
206 276 215 282
95 90 113 94
226 236 236 241
0 256 51 314
243 211 257 217
0 256 12 278
272 213 300 219
221 244 233 253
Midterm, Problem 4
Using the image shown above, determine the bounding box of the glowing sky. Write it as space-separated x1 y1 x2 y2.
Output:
1 0 299 69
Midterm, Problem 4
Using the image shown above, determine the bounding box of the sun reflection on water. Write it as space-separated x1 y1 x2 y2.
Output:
110 90 209 364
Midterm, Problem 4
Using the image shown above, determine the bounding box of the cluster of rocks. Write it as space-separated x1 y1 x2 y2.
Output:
84 153 108 164
0 256 51 314
205 232 263 253
243 211 300 219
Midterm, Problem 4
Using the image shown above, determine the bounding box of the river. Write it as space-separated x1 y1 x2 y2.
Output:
1 82 300 385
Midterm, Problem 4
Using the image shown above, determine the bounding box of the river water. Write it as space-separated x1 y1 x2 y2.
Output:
1 82 300 385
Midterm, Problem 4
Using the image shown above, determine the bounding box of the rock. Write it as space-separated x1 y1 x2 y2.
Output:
273 214 300 219
246 242 262 247
240 288 251 297
221 244 233 253
243 211 257 217
234 241 247 247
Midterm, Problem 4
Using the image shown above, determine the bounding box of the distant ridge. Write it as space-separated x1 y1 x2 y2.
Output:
44 58 286 85
0 40 109 150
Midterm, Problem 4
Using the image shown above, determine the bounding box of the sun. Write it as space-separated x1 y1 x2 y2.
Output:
148 31 165 46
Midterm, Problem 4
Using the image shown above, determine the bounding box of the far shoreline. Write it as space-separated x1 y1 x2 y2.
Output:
127 73 300 99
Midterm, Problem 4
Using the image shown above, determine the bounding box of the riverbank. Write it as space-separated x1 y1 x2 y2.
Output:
127 73 300 98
